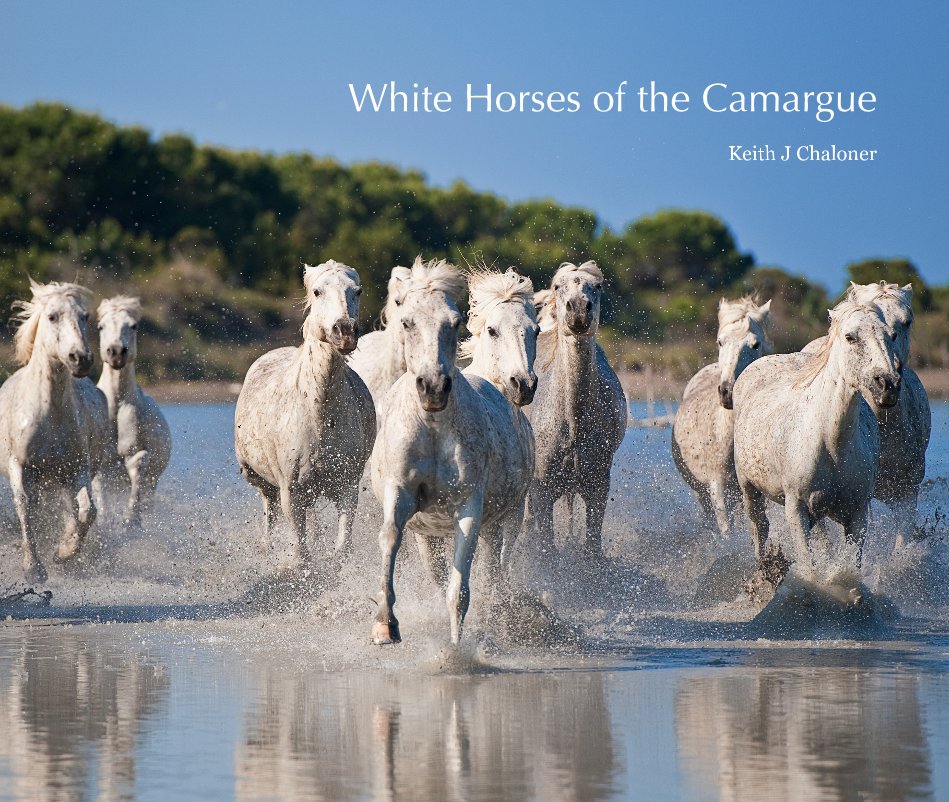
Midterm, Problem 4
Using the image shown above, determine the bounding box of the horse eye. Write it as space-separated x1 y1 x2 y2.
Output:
845 332 858 343
313 289 321 298
402 318 414 330
716 339 724 347
487 326 499 338
47 313 58 323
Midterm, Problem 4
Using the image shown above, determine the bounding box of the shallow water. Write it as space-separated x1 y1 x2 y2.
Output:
0 402 947 801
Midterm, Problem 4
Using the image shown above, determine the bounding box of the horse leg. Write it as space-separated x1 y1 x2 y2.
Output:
741 482 769 563
692 484 717 528
843 503 870 569
333 483 359 557
581 477 609 557
524 480 555 553
784 496 815 577
447 492 484 645
8 460 46 584
279 483 310 566
58 469 97 562
891 489 919 553
708 479 732 539
372 483 416 645
414 533 449 587
123 449 150 528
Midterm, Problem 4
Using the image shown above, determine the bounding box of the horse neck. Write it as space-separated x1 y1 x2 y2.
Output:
807 344 865 457
296 336 342 401
99 360 138 407
23 348 75 416
554 329 596 415
384 326 407 384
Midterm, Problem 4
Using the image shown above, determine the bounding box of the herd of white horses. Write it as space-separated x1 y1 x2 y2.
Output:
0 262 932 645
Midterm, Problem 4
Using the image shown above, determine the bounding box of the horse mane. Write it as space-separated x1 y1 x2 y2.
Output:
404 256 466 302
379 265 413 327
552 260 603 286
302 260 360 312
847 280 913 322
98 295 142 323
791 299 877 389
534 288 556 321
717 295 772 347
458 267 535 359
11 279 93 366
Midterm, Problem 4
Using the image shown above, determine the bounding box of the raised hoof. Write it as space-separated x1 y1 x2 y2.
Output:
23 560 48 585
55 536 82 562
371 619 401 645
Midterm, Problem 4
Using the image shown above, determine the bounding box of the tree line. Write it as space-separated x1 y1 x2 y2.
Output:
0 102 945 382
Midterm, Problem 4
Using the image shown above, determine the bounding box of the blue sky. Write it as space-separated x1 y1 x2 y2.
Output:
2 1 948 291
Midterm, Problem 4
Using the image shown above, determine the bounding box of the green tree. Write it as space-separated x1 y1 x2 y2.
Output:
846 258 933 311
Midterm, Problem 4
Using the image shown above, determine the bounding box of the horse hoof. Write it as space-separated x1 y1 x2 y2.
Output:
371 620 401 645
24 562 48 585
55 538 81 562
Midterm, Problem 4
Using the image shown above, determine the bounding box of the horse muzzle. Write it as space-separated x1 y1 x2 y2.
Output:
509 374 538 406
105 344 128 370
872 373 901 408
330 318 359 354
416 374 452 412
68 350 93 378
718 382 734 410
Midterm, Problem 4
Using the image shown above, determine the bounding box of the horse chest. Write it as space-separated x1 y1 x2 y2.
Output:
18 412 83 471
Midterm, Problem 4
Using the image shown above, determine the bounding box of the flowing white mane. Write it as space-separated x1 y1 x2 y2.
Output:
792 298 878 388
717 295 772 343
98 295 142 322
11 279 93 366
458 267 534 359
552 260 603 285
847 280 913 321
403 256 466 302
303 260 360 311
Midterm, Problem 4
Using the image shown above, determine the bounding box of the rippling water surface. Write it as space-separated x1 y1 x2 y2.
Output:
0 402 947 801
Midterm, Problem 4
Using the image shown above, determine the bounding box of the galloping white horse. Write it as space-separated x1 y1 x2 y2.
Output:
523 262 627 556
0 280 108 582
733 299 902 574
235 261 375 566
804 282 931 547
96 296 172 528
672 296 772 537
369 259 534 645
346 265 412 419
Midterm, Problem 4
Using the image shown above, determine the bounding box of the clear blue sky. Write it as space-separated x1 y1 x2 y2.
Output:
3 1 948 291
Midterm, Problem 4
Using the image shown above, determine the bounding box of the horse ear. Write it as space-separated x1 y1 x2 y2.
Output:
901 283 913 293
718 297 727 309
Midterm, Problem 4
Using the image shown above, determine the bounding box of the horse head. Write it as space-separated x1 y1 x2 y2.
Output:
303 260 362 354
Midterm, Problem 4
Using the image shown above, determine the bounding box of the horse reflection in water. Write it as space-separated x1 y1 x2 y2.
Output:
0 629 168 801
674 668 932 801
235 671 617 802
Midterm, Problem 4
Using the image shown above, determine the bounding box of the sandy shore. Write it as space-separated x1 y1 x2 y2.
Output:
144 367 949 404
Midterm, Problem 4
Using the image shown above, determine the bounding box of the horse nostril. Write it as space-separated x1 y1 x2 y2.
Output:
529 375 538 392
509 376 519 388
416 376 426 391
585 299 592 312
441 375 452 395
565 299 574 313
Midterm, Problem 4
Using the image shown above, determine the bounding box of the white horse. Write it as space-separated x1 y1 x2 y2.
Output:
522 262 627 556
0 280 108 582
804 281 931 547
235 261 375 566
733 299 902 575
96 296 172 528
346 265 412 419
672 296 772 537
533 288 557 332
369 259 534 645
